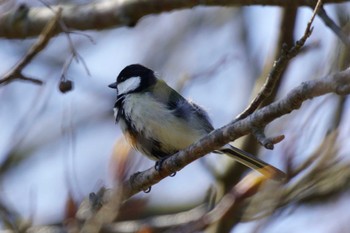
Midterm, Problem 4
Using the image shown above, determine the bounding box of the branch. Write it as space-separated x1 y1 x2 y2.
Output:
235 0 322 121
0 0 347 39
120 67 350 200
317 5 350 47
242 130 350 222
102 204 208 232
0 7 62 86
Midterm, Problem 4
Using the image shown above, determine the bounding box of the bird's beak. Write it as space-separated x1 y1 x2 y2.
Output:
108 82 117 89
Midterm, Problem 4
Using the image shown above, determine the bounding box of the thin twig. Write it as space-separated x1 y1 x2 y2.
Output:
251 127 285 149
40 0 92 78
234 0 323 122
317 5 350 47
58 19 91 76
60 54 75 80
0 8 62 86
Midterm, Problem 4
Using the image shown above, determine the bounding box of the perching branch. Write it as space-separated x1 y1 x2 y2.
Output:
0 0 347 39
120 67 350 200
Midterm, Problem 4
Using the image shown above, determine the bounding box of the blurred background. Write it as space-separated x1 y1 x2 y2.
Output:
0 0 350 232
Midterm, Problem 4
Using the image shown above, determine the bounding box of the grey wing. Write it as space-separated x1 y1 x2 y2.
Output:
151 80 214 134
166 97 214 134
188 100 214 133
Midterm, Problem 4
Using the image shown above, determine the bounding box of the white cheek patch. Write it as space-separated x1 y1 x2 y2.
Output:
117 76 141 95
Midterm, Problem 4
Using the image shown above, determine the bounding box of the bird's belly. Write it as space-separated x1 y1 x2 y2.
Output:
121 94 205 157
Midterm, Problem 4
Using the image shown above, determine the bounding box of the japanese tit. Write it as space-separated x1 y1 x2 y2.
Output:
109 64 285 181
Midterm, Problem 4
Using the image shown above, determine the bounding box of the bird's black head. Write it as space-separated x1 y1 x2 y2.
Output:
108 64 157 96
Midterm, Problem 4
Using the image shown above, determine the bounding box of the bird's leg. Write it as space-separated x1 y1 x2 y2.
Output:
154 156 170 171
155 156 176 177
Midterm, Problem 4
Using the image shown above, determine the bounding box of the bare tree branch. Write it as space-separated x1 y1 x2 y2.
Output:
0 7 62 85
222 6 301 204
235 0 322 121
242 130 350 224
102 204 208 233
0 0 347 39
215 6 306 231
317 5 350 47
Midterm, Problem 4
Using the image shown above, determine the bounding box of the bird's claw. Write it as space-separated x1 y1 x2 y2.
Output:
155 157 177 177
143 186 152 193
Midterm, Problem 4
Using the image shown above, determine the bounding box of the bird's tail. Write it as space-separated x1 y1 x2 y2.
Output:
215 145 286 182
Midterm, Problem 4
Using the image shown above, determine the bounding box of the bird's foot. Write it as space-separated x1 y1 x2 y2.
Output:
154 156 169 171
155 156 176 177
143 186 152 193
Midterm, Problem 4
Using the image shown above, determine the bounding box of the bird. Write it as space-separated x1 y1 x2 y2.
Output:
108 64 285 181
